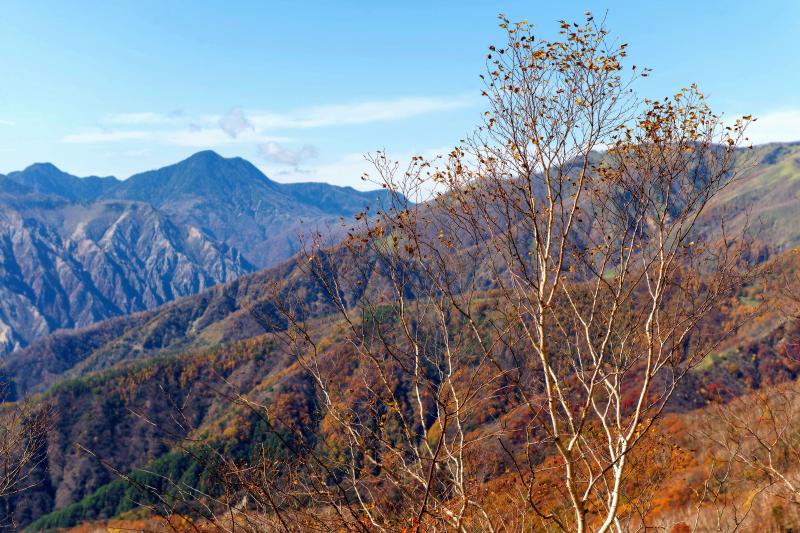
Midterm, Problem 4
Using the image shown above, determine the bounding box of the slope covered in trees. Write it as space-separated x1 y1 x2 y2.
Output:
7 245 798 529
7 13 800 533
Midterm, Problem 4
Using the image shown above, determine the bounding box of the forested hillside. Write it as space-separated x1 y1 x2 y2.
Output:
4 12 800 533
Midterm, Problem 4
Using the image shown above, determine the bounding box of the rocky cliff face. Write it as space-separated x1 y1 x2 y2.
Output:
0 151 392 355
109 150 391 267
0 188 251 354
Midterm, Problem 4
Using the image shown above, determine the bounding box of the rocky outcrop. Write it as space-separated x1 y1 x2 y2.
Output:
0 191 251 354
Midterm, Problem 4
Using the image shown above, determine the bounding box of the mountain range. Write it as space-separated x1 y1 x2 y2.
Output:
0 151 391 355
2 142 800 528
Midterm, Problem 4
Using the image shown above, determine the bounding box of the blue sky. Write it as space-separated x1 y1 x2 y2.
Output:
0 1 798 188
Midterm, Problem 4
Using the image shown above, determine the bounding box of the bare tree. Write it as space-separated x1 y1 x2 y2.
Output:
122 13 754 532
245 13 753 532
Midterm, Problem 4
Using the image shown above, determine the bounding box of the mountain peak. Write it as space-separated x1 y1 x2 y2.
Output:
186 149 225 160
7 163 120 202
149 150 263 177
24 162 63 174
180 150 230 166
114 150 280 208
172 150 258 176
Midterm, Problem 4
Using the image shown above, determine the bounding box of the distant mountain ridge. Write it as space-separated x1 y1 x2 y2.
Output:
3 142 800 358
4 142 800 527
9 141 800 398
7 162 120 201
107 150 390 266
0 151 392 355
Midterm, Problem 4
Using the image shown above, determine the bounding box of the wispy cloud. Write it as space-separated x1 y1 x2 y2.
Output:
62 128 288 147
259 142 318 167
61 94 476 150
0 119 16 127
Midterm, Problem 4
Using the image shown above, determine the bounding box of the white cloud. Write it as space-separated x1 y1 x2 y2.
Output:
61 94 476 151
218 108 253 138
62 128 288 147
739 110 800 145
259 142 318 167
0 119 16 127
